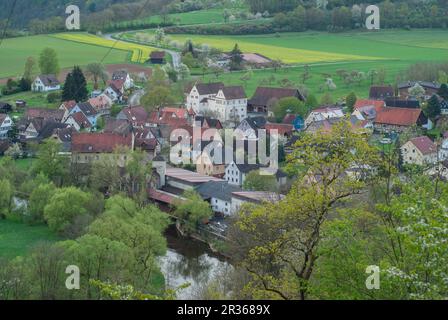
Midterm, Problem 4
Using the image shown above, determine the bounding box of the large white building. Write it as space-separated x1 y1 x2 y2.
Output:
186 83 247 125
401 136 438 166
31 75 61 92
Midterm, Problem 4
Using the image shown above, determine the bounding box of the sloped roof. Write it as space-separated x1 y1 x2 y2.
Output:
72 133 132 153
385 98 420 108
355 99 385 113
248 87 305 106
231 191 285 203
38 122 70 140
150 51 166 59
24 108 64 121
375 107 423 126
104 119 132 134
37 74 60 86
77 102 97 117
196 181 242 202
369 85 394 99
409 136 437 155
70 112 91 128
194 82 225 95
221 86 246 100
121 106 148 123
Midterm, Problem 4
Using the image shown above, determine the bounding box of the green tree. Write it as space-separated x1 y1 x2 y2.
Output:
320 92 334 105
33 139 67 186
231 120 381 300
38 48 60 75
273 97 308 122
437 83 448 100
423 95 441 121
23 56 37 81
85 63 108 91
43 187 92 234
62 66 88 102
28 182 56 224
346 92 357 113
229 43 243 70
305 94 318 109
174 190 212 234
243 170 279 192
60 234 133 299
0 179 13 218
141 66 175 112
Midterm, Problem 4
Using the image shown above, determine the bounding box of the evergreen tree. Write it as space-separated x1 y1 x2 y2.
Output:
437 83 448 100
229 44 243 70
62 66 88 102
346 92 357 112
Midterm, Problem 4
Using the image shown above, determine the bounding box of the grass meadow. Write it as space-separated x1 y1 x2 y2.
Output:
0 219 59 259
0 35 128 79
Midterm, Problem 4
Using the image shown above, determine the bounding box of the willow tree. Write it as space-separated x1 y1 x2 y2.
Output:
230 120 381 300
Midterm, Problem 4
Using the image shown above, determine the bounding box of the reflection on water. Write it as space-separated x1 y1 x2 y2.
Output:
159 225 232 300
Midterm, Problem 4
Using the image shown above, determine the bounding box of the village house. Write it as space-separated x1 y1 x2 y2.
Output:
134 127 161 160
149 51 166 64
235 116 267 140
195 146 232 178
398 81 440 100
18 108 64 140
247 87 305 115
426 160 448 181
117 106 149 128
65 112 92 131
31 74 61 92
305 106 345 128
352 100 385 122
186 82 225 114
225 162 263 187
265 123 294 142
71 132 134 167
374 107 428 133
104 119 133 135
401 136 438 166
385 97 420 109
206 86 248 125
65 102 99 127
111 70 134 90
104 80 124 103
59 100 77 121
88 94 113 116
196 181 242 216
369 85 394 100
0 114 13 139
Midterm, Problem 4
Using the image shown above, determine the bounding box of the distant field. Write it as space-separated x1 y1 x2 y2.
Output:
53 33 158 64
0 35 128 79
115 8 251 27
0 219 59 259
143 29 448 101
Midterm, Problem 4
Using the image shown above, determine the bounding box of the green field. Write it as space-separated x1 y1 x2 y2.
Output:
140 29 448 100
115 8 252 27
0 35 128 79
0 219 59 259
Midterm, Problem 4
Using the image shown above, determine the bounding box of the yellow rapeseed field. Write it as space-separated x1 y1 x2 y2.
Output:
52 33 157 63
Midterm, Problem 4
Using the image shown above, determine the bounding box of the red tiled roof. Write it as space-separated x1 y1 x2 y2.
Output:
61 100 77 111
162 107 188 119
70 112 91 128
121 106 148 124
409 136 437 155
375 107 423 126
354 99 385 113
72 132 132 153
265 123 294 135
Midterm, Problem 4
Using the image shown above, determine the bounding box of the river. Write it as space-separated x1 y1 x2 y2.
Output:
159 225 232 300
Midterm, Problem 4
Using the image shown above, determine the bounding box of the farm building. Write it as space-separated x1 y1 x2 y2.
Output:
31 74 61 92
248 87 305 114
149 51 166 64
